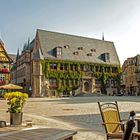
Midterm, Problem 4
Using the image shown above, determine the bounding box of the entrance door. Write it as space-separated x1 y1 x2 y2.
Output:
84 82 90 92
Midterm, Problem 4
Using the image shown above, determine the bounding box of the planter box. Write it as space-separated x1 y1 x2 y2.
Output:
10 112 23 125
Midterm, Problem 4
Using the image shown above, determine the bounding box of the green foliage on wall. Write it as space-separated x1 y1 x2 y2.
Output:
45 70 82 79
42 59 121 95
42 59 83 94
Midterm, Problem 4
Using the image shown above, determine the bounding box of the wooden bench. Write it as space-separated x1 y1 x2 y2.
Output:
0 127 77 140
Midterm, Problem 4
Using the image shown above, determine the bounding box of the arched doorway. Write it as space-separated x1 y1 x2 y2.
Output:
84 82 90 92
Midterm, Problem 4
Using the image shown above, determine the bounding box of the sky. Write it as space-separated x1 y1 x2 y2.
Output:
0 0 140 65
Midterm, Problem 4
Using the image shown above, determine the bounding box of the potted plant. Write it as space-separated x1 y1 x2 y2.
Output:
4 91 28 125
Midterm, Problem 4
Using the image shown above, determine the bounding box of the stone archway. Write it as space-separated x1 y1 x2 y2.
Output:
84 82 90 92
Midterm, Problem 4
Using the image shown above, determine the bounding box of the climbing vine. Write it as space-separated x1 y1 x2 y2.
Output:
42 59 121 95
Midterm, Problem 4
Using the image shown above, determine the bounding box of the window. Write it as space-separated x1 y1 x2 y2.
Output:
91 49 96 52
53 64 57 70
64 45 70 49
95 66 99 72
57 48 62 55
78 47 83 50
71 79 74 86
138 65 140 71
55 47 62 58
64 64 68 71
49 78 57 87
112 67 117 73
106 80 110 87
80 64 84 71
106 53 110 61
60 63 69 71
73 52 79 55
50 63 53 69
87 53 92 56
70 64 73 70
75 79 78 85
107 67 110 73
66 79 69 86
50 63 57 70
0 74 5 81
83 65 90 71
101 53 110 62
111 80 117 87
3 64 7 68
61 79 64 86
60 64 64 70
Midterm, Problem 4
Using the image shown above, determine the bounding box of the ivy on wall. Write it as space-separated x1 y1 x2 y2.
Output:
42 59 122 94
42 60 83 94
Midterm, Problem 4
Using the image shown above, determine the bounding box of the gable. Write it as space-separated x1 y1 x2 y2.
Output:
0 41 12 62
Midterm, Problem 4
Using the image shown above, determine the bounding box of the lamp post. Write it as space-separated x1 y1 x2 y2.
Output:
122 111 135 140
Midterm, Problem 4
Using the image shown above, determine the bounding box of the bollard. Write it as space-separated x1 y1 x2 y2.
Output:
122 111 135 140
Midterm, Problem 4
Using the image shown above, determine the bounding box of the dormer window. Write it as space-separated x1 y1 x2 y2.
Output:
73 51 79 55
101 53 110 62
64 45 70 49
55 46 62 58
78 47 83 50
87 53 92 56
91 49 96 52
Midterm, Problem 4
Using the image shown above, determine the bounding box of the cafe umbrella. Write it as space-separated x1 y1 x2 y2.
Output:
0 84 23 90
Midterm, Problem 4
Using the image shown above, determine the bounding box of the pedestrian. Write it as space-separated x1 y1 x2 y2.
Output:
29 86 32 97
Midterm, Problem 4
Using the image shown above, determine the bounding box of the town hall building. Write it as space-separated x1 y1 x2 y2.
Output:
11 29 121 97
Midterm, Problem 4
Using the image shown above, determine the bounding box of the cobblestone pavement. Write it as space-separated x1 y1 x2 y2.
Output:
1 96 140 140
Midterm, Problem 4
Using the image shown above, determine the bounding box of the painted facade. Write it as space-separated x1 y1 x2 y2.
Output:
0 39 12 87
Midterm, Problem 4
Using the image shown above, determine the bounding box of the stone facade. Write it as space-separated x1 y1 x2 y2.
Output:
10 43 32 93
121 55 140 96
11 29 121 97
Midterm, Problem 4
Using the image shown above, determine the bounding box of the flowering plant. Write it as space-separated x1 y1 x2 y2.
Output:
4 91 28 113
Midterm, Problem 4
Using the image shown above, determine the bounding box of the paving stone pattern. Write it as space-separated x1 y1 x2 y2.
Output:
0 96 140 140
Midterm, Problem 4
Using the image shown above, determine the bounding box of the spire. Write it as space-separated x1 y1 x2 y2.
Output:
28 37 30 46
27 37 30 50
23 42 27 52
16 48 20 60
102 32 104 41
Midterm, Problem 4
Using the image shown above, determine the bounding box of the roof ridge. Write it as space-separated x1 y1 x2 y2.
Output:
37 29 113 43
